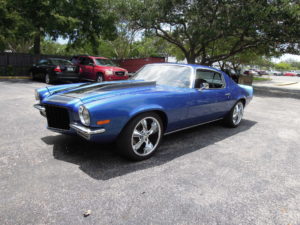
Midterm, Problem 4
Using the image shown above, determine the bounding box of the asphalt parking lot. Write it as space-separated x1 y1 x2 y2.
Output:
0 80 300 225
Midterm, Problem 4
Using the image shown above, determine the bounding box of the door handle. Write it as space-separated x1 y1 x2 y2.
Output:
225 93 231 96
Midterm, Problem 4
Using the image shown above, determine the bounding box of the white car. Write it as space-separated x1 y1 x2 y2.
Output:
269 70 282 76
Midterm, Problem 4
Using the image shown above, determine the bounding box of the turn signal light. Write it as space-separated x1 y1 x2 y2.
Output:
97 120 110 125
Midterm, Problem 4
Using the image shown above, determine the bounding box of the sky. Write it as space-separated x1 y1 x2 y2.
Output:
271 54 300 63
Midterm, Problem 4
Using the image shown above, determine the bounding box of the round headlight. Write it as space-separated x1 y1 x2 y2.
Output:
79 105 90 126
34 89 40 101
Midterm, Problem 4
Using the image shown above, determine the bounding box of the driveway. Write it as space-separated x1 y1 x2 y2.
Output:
0 80 299 225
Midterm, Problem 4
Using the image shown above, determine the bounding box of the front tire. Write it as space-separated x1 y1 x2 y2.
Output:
117 112 163 161
96 73 104 82
223 101 244 128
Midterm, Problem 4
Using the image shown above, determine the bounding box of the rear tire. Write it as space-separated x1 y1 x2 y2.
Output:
223 101 244 128
45 73 52 84
117 112 163 161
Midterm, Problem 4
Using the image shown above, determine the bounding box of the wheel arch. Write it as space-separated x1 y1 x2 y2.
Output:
126 108 169 132
96 72 105 81
239 98 246 106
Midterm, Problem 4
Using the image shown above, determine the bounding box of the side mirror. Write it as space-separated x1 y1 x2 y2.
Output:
88 62 94 66
199 82 209 90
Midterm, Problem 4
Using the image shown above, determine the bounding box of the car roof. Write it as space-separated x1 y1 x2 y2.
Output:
74 55 108 60
90 56 108 59
147 63 222 73
48 58 70 61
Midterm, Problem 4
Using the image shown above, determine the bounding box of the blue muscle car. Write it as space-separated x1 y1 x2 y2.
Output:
34 63 253 160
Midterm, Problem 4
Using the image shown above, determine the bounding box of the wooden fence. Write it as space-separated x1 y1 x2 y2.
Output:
0 53 69 76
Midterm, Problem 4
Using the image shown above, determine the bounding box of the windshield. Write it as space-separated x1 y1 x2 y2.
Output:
132 64 192 88
94 58 116 66
50 59 73 66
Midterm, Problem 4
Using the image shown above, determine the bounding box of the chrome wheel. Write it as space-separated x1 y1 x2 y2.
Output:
232 102 244 125
131 117 162 156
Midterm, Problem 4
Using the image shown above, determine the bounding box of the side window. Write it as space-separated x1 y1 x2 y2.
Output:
78 57 84 64
195 70 225 89
87 58 94 65
81 57 93 65
212 73 224 88
80 58 87 65
71 57 78 64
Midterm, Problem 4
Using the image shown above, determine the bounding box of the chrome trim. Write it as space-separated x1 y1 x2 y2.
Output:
34 104 46 117
70 123 105 136
164 118 223 135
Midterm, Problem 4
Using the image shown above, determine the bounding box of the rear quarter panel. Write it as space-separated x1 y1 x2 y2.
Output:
224 74 253 106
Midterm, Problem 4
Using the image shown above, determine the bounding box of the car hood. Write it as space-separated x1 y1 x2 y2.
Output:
96 65 126 71
55 80 160 103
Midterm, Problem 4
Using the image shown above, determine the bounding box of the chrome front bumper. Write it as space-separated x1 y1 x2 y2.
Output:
34 104 106 140
34 104 46 117
70 123 106 140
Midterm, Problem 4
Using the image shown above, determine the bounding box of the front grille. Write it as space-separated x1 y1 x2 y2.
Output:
115 71 125 76
45 105 70 130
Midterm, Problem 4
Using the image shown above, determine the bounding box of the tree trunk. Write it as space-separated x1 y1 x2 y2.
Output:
186 53 196 64
33 32 41 55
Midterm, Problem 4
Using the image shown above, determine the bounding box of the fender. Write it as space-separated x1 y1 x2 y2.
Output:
129 104 165 118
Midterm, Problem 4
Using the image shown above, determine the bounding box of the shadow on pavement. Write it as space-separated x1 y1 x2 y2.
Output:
42 119 257 180
254 86 300 100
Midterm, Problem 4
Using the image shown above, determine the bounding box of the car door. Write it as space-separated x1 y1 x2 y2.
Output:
80 57 95 80
187 69 232 125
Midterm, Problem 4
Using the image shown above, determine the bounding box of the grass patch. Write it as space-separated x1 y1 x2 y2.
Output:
253 77 271 82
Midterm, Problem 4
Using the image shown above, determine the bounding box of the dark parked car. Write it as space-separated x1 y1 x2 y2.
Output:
29 58 80 84
257 70 269 76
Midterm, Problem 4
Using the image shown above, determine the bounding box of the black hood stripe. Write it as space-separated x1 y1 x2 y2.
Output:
63 81 156 95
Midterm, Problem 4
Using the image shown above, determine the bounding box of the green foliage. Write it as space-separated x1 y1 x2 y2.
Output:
125 0 300 64
253 77 271 82
2 0 300 67
0 0 32 51
41 39 67 55
2 0 117 54
285 60 300 70
275 62 292 71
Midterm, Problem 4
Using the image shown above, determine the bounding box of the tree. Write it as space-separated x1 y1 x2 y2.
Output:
217 45 276 73
126 0 300 65
275 62 292 71
9 0 117 54
285 59 300 70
